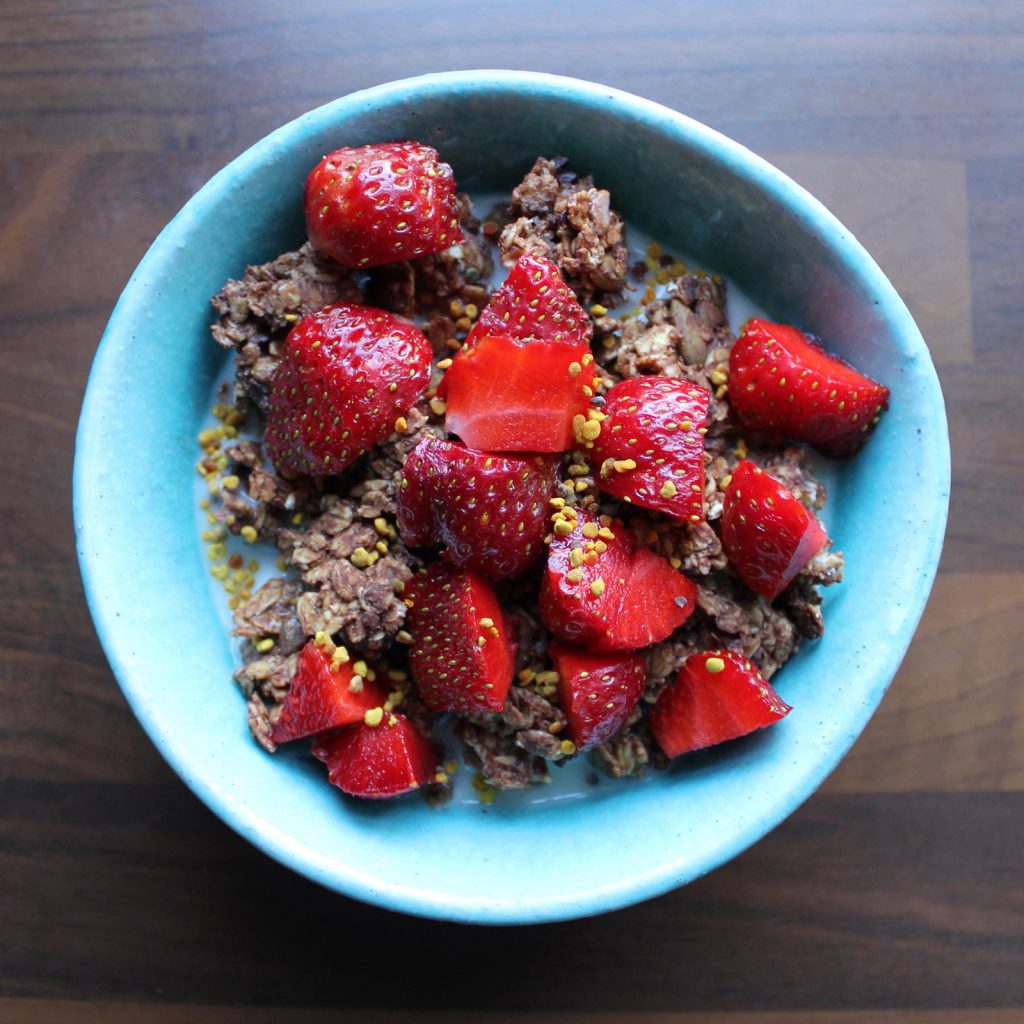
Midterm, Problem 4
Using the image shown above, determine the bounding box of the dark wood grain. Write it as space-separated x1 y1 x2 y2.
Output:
3 783 1022 1011
1 0 1022 1019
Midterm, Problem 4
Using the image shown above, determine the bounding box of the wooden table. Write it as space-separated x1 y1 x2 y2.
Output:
3 2 1022 1021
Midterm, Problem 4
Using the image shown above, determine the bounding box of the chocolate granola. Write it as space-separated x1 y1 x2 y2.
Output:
202 155 843 796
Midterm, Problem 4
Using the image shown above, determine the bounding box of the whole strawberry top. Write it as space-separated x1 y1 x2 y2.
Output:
266 303 432 477
398 437 559 579
304 141 463 269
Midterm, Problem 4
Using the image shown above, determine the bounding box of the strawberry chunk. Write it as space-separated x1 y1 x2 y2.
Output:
539 508 697 652
397 437 558 579
616 546 699 650
549 644 647 751
311 713 440 799
403 563 515 714
304 141 462 269
443 334 596 452
729 319 889 458
265 303 432 477
721 460 829 600
270 641 388 744
465 253 592 350
442 253 595 452
649 650 791 758
590 377 710 521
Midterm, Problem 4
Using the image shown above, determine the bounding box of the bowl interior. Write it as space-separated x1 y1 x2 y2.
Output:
74 71 949 923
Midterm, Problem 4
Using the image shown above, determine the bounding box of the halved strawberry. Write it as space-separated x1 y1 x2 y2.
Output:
729 319 889 458
266 303 432 476
549 644 647 751
464 253 592 350
311 713 440 799
539 507 697 651
649 650 791 758
443 334 596 452
304 141 462 269
721 460 829 600
442 253 595 453
397 437 559 579
403 563 516 713
590 377 710 521
270 641 388 744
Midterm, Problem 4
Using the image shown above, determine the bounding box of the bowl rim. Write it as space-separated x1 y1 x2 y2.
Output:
74 69 950 924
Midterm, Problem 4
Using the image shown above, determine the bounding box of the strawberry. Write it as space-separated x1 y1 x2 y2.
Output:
721 460 829 600
539 507 697 651
304 141 462 269
464 253 592 350
271 640 388 744
590 377 710 521
397 437 559 579
728 319 889 458
265 303 431 476
649 650 791 758
403 563 516 714
442 254 596 452
549 644 647 751
443 335 597 452
312 713 440 799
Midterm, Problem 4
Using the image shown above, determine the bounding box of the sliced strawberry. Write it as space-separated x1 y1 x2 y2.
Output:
465 253 592 350
549 644 647 751
649 650 791 758
403 563 516 713
590 377 710 521
265 303 432 476
441 253 595 453
397 437 558 579
729 319 889 458
443 334 596 452
311 713 440 799
721 460 829 600
270 641 388 744
539 508 697 652
304 141 462 269
616 545 699 650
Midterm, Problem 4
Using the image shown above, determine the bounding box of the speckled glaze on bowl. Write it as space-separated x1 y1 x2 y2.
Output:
74 71 949 924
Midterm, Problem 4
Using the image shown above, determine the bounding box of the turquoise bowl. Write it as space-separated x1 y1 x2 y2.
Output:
74 71 949 923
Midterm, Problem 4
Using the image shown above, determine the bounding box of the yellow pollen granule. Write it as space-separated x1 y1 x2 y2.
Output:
350 547 373 568
363 707 384 727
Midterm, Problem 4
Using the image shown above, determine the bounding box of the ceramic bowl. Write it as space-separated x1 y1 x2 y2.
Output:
74 71 950 923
